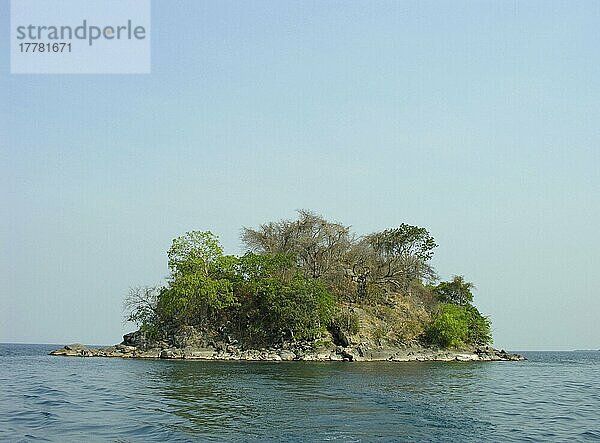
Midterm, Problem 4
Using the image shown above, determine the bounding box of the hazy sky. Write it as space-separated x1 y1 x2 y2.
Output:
2 1 599 350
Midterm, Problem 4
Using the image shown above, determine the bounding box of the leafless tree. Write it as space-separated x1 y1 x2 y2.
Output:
243 212 438 301
242 210 352 279
123 285 161 326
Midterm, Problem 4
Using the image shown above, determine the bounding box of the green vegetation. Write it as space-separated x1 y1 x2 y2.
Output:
332 309 361 336
126 210 493 349
424 304 492 348
432 275 475 306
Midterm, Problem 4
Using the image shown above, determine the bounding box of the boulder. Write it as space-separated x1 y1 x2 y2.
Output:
329 325 350 347
279 350 296 361
159 349 182 359
172 326 205 349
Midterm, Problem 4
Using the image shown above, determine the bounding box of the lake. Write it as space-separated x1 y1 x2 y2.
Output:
1 343 598 441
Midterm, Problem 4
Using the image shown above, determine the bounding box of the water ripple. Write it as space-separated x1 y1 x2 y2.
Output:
1 346 599 441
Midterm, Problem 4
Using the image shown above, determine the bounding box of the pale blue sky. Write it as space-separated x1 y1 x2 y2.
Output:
1 1 599 349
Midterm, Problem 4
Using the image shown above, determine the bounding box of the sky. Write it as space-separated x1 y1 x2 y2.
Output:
1 1 599 350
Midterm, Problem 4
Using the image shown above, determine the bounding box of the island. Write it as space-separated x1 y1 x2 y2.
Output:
51 211 523 362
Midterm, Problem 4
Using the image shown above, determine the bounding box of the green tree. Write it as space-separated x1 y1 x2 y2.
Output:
425 303 492 348
158 231 238 329
465 305 493 346
233 253 334 344
161 272 235 328
434 275 475 306
168 231 223 278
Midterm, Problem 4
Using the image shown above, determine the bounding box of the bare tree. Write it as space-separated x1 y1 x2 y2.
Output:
124 285 161 327
343 225 437 299
243 213 438 302
242 210 352 279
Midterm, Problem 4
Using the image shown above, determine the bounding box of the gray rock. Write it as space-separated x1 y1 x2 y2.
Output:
279 350 296 361
187 349 216 359
160 349 181 359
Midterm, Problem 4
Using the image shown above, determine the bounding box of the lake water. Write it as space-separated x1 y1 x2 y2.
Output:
1 343 598 442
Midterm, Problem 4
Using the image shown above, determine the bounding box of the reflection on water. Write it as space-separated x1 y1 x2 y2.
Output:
1 345 599 442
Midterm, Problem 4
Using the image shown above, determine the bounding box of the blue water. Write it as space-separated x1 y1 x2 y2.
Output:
1 344 598 442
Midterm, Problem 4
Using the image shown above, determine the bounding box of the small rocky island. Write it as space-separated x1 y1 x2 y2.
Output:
52 211 524 363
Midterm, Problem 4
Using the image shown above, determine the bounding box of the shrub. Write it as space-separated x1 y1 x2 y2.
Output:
465 305 493 346
425 304 491 348
332 309 360 336
372 325 387 343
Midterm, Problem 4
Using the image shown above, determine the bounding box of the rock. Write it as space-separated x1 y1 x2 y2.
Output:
358 345 398 361
279 350 296 361
160 349 181 359
115 344 137 353
122 332 141 347
329 325 350 347
49 348 70 356
50 331 525 362
226 345 239 354
134 349 160 358
187 349 216 359
455 354 478 361
357 344 368 358
172 326 204 349
338 348 354 362
121 331 156 350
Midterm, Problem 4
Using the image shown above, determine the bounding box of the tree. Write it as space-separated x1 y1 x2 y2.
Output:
368 224 437 262
424 304 469 348
124 285 164 339
167 231 223 278
434 275 475 306
424 303 492 348
124 285 161 327
465 305 493 346
232 253 334 344
242 210 352 280
346 224 437 298
160 272 236 328
160 231 238 329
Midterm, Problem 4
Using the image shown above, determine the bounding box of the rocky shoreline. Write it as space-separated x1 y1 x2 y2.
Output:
50 336 524 362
